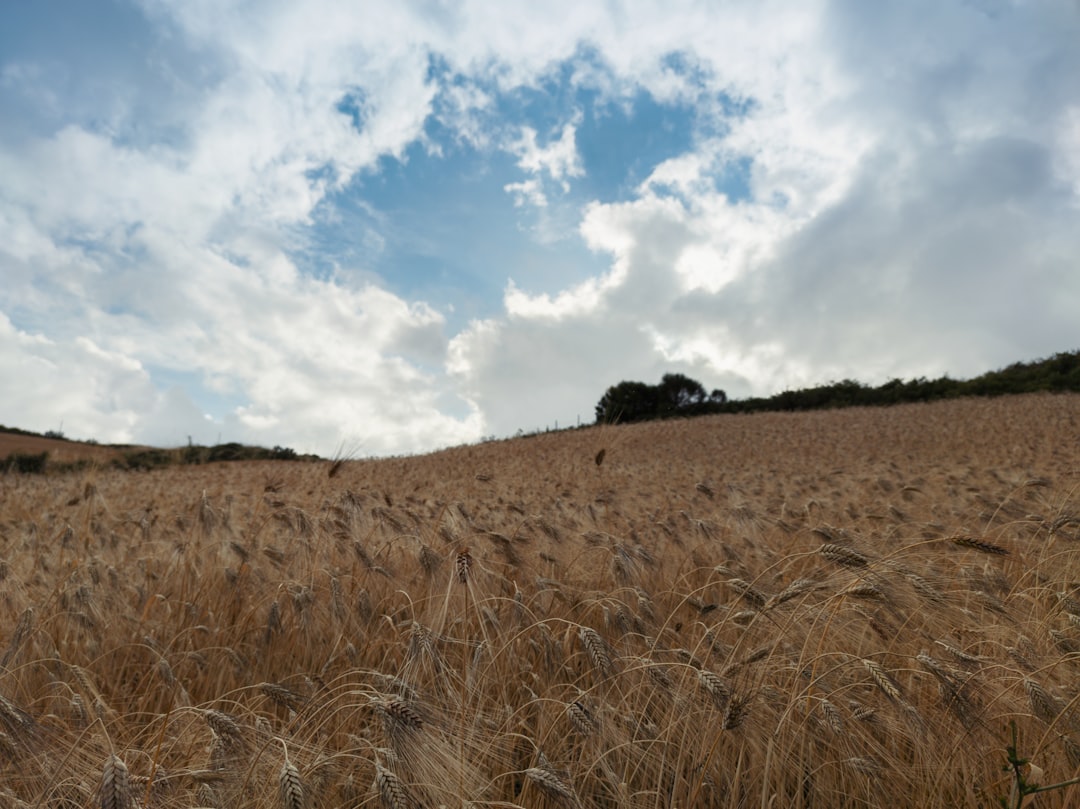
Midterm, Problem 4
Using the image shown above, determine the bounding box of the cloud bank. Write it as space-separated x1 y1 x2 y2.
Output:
1 1 1078 455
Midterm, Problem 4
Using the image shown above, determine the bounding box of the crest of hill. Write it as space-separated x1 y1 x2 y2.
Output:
595 348 1080 424
347 391 1080 503
0 429 134 466
0 427 315 473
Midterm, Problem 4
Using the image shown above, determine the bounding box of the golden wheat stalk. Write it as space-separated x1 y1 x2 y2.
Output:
203 709 244 741
769 578 817 607
695 668 729 712
819 543 869 567
820 698 845 734
1025 679 1063 724
567 700 599 736
260 682 307 711
98 754 131 809
279 758 305 809
578 626 615 676
374 761 409 809
0 607 34 668
906 573 947 604
525 764 584 809
845 757 882 776
726 578 767 608
0 692 36 742
842 580 886 600
950 535 1009 555
456 547 473 583
862 659 903 702
723 693 750 730
374 695 425 752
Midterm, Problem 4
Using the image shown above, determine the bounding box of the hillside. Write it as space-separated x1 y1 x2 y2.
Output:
0 430 131 466
597 349 1080 423
1 393 1079 807
0 428 312 472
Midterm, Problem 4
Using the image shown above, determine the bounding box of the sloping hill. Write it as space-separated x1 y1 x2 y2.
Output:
0 430 131 465
1 393 1080 807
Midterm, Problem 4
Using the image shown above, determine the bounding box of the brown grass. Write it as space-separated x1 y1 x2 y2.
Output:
1 392 1080 806
0 432 132 465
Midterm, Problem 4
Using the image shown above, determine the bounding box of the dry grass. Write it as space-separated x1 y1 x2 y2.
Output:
1 393 1080 807
0 432 131 466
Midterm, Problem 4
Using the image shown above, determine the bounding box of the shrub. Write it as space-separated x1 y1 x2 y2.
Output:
5 451 48 474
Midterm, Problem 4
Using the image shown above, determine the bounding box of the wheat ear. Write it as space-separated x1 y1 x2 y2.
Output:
277 739 305 809
98 754 131 809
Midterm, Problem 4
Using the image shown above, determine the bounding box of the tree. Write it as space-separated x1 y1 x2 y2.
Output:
596 374 720 424
595 381 659 424
658 373 708 416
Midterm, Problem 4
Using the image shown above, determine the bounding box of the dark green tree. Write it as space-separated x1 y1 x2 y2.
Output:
595 381 660 424
596 374 721 423
657 373 709 416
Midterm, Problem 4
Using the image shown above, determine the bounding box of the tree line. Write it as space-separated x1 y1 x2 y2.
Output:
595 350 1080 424
1 438 314 475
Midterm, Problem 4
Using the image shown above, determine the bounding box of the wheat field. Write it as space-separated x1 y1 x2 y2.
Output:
2 393 1080 808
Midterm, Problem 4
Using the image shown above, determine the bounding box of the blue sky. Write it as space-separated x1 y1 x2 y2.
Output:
2 1 1080 456
303 70 705 328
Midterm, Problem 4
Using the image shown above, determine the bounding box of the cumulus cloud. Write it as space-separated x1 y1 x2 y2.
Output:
509 117 584 188
443 1 1080 440
0 313 153 441
503 178 547 208
2 1 1079 454
1 1 480 455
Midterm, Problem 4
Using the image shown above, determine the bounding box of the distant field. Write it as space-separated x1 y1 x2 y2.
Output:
2 393 1080 807
0 431 131 465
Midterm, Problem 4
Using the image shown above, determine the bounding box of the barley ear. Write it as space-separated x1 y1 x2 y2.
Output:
456 547 473 583
374 761 410 809
862 658 903 702
99 754 132 809
950 535 1009 555
278 741 306 809
578 625 615 675
819 543 869 568
525 766 584 809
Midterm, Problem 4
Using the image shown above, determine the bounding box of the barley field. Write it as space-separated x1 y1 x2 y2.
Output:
2 393 1080 808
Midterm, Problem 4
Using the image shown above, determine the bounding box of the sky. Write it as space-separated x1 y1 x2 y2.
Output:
2 0 1079 457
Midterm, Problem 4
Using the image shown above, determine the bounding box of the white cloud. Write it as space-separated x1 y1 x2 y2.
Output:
501 114 585 212
509 117 584 188
1 1 484 456
3 0 1080 455
435 79 496 149
0 110 482 454
503 178 547 208
1056 106 1080 197
0 314 154 441
441 1 1080 438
